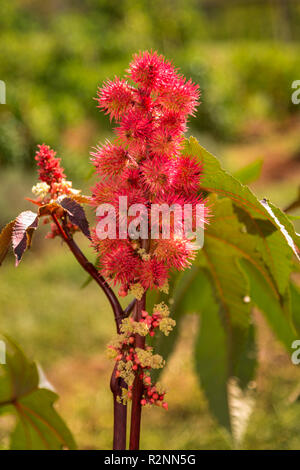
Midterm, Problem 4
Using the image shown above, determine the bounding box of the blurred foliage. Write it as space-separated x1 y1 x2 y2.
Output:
0 0 300 178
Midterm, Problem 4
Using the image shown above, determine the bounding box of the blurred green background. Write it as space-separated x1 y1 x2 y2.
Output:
1 0 300 450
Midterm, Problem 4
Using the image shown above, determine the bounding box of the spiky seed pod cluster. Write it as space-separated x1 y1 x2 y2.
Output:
91 50 209 295
107 302 175 408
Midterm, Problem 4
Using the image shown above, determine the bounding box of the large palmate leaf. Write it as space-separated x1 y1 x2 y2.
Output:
0 334 76 450
240 260 296 348
233 158 263 185
188 136 299 274
149 268 201 382
193 270 230 430
152 265 257 437
290 281 300 336
152 137 299 439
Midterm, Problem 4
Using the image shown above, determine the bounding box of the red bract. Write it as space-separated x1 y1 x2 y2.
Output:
91 50 208 293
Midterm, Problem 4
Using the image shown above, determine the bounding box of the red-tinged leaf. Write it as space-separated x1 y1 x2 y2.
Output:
12 211 39 266
0 221 15 265
38 202 61 217
70 193 91 204
25 198 42 206
58 196 91 239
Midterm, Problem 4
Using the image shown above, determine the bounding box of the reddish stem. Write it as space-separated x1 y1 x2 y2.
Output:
51 213 127 449
52 213 124 326
129 238 149 450
129 295 146 450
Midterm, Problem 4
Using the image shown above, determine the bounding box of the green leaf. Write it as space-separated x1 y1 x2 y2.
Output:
287 214 300 221
174 268 257 438
233 159 263 185
197 197 258 370
260 198 300 262
184 137 299 294
284 187 300 213
184 137 298 347
290 282 300 336
0 334 76 450
234 323 257 390
240 260 296 349
151 264 257 437
194 270 231 431
149 270 186 382
154 137 299 436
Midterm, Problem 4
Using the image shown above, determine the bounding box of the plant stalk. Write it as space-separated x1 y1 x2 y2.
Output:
52 213 127 449
129 293 146 450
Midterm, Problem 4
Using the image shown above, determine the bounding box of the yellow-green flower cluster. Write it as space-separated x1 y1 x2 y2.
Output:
159 317 176 336
158 280 169 294
116 387 131 405
106 299 175 409
106 334 126 358
120 317 149 336
32 181 50 199
117 359 135 386
137 248 151 261
135 347 165 369
152 302 176 336
153 302 170 318
129 282 145 300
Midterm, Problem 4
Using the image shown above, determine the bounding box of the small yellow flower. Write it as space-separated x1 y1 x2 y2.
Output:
129 283 144 300
153 302 170 318
159 317 176 336
32 182 50 199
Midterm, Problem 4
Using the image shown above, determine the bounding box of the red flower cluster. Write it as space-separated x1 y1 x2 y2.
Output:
35 144 66 196
91 51 208 295
33 144 82 238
